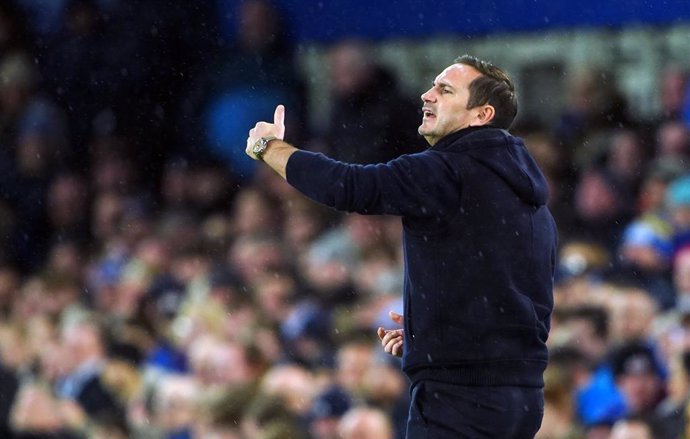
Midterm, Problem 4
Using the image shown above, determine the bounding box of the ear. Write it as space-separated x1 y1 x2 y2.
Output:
474 105 495 126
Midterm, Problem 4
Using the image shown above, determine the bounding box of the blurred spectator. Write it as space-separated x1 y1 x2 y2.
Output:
47 172 90 245
188 336 264 389
610 342 665 419
336 341 375 399
317 40 425 164
554 306 609 365
655 120 690 159
229 234 287 286
180 0 306 180
674 247 690 309
281 196 337 256
308 386 352 439
618 159 682 309
648 351 690 439
157 375 200 439
666 175 690 257
556 66 632 154
609 418 653 439
259 363 320 417
605 129 645 194
280 299 334 368
231 187 282 237
338 406 394 439
657 66 688 123
537 347 587 439
241 391 297 439
522 130 577 239
186 158 237 217
56 318 122 420
606 287 658 345
360 360 408 439
10 381 87 438
573 167 634 251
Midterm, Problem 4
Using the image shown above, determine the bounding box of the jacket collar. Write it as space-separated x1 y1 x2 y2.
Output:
429 125 495 151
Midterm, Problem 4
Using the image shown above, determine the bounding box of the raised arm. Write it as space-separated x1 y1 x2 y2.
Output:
246 105 461 218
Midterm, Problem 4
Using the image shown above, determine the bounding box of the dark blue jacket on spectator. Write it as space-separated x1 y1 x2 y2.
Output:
286 125 557 387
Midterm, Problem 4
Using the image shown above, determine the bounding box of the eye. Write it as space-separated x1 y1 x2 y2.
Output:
441 88 452 94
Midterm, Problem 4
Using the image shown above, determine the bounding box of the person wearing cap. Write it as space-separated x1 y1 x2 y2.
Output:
245 55 556 438
611 342 665 420
308 386 351 439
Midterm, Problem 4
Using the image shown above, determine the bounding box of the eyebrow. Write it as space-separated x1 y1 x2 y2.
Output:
433 80 455 90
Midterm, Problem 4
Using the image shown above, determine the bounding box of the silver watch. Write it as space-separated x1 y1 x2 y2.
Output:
252 136 278 161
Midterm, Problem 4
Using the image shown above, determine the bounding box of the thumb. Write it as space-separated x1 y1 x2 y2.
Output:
274 104 286 139
389 311 404 325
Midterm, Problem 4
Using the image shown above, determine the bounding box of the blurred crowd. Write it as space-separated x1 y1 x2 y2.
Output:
1 1 690 439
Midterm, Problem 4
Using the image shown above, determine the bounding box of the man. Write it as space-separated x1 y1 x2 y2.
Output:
246 55 557 438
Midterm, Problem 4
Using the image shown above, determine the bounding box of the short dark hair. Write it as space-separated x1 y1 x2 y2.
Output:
454 55 517 130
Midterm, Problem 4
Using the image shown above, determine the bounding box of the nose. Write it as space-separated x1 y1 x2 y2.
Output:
421 87 435 103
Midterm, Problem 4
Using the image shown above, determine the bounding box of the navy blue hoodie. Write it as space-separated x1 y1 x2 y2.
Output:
286 126 557 387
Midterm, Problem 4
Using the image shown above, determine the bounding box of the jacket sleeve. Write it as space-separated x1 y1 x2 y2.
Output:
285 150 461 218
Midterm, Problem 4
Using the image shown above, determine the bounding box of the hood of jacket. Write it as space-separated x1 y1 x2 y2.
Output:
432 126 549 207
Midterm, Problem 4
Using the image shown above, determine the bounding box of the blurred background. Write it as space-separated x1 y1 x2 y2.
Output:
0 1 690 438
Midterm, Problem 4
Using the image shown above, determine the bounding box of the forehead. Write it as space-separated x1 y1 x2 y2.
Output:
434 63 483 88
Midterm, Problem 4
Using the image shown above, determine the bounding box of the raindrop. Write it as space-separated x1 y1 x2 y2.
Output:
427 354 433 362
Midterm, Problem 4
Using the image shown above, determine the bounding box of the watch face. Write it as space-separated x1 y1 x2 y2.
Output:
253 139 266 155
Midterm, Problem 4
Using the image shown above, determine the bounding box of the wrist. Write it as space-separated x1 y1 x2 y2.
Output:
253 136 279 161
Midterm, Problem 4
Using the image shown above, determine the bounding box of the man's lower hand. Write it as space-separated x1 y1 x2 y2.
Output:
377 310 405 357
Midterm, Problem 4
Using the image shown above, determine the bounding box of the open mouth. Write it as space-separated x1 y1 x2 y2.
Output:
423 110 435 119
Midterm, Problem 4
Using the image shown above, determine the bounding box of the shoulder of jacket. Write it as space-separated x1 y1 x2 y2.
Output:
459 127 511 145
432 129 512 156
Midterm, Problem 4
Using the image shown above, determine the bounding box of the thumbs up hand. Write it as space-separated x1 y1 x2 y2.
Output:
246 104 286 160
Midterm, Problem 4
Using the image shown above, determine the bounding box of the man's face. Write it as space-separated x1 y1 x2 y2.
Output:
617 372 661 415
418 63 484 145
